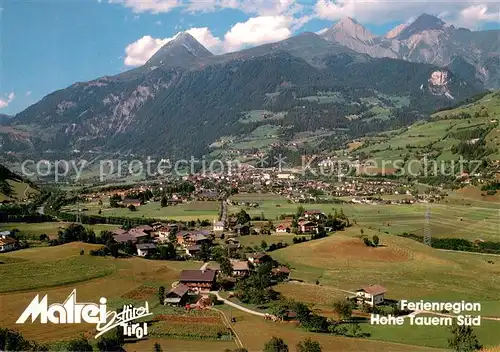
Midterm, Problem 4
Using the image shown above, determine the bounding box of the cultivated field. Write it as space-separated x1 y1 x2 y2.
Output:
0 242 203 344
62 200 220 221
352 91 500 166
0 222 118 238
1 191 498 350
230 193 500 241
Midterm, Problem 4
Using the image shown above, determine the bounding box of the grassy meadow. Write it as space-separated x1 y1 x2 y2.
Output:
0 190 497 349
0 222 118 238
349 91 500 169
124 338 237 352
230 193 499 241
0 242 204 344
0 179 38 202
218 305 444 352
269 226 500 349
229 192 499 348
62 199 220 221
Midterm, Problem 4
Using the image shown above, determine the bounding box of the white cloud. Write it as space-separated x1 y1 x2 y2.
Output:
109 0 498 31
0 92 15 109
110 0 304 16
223 15 293 52
122 1 498 68
456 4 500 28
109 0 180 14
314 0 500 28
124 9 313 66
186 27 223 52
125 35 174 66
314 0 349 20
218 0 303 16
26 91 32 97
124 28 222 66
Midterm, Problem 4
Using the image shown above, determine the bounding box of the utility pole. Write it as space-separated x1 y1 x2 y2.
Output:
424 206 431 246
75 196 81 223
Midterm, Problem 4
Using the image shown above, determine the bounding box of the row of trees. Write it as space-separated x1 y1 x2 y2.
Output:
361 233 380 247
1 322 482 352
0 328 124 352
262 337 321 352
269 298 366 337
226 337 322 352
234 262 279 304
399 232 500 255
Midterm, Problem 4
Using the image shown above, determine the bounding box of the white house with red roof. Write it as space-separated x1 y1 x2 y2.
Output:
356 284 387 306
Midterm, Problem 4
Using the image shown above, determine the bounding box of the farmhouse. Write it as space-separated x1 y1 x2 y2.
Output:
272 266 290 281
233 224 250 236
152 222 164 230
213 220 225 231
164 284 190 306
129 230 150 241
185 245 202 257
0 235 17 252
179 270 216 292
356 284 387 306
122 198 142 207
111 228 128 236
113 232 138 244
304 210 325 220
224 241 241 251
231 260 250 277
247 252 271 265
299 220 317 233
205 262 221 274
177 231 212 247
136 243 157 257
276 223 291 233
155 226 172 241
130 225 153 234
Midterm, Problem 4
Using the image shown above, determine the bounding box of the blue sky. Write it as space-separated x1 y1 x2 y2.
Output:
0 0 498 115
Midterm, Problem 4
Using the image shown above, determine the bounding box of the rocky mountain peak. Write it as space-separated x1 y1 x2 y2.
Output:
145 32 213 68
331 16 375 42
397 13 446 40
320 16 398 58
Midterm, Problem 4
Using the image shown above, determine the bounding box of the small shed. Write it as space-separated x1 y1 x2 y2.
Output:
164 284 190 306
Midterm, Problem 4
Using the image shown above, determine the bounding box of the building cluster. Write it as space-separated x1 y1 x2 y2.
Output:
77 160 451 213
274 210 328 234
162 252 290 307
331 180 407 198
109 219 271 258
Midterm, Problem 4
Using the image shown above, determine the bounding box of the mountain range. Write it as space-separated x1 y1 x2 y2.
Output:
319 14 499 88
0 13 496 161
